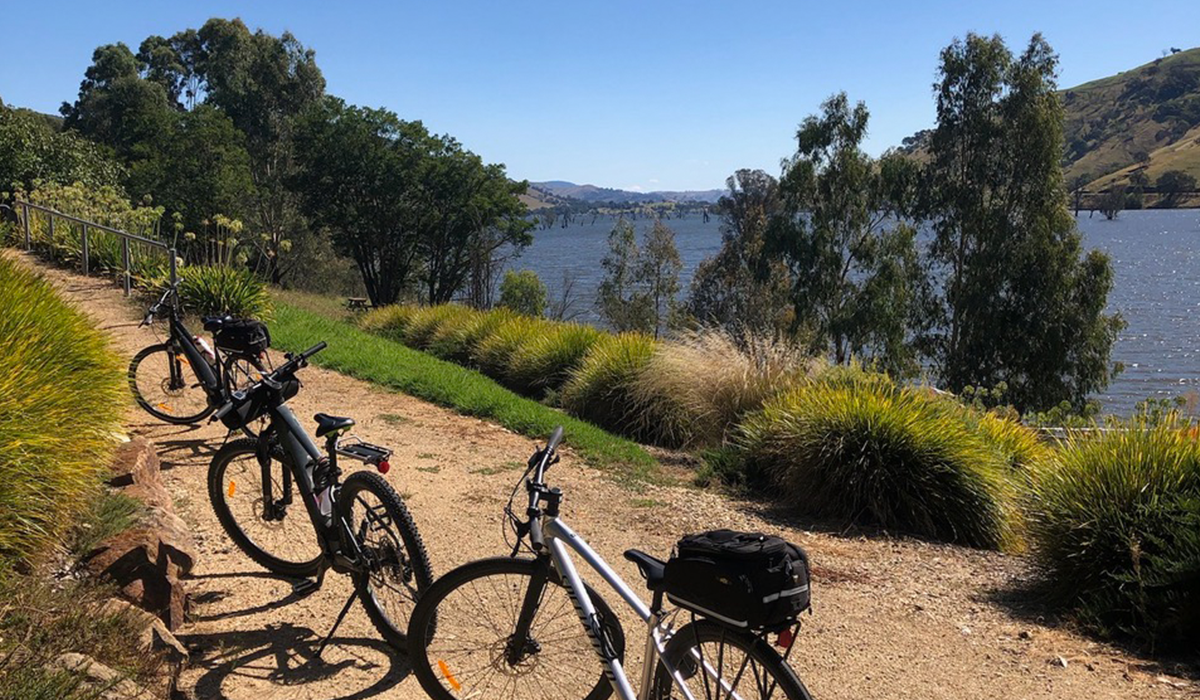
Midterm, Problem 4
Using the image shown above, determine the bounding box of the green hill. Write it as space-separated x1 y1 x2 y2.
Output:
899 47 1200 195
1062 47 1200 190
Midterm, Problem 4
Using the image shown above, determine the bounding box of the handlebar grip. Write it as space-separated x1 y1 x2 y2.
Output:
301 341 327 360
546 426 564 454
213 400 236 421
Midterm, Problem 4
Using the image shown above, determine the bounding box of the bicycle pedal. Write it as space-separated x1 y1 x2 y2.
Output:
291 578 321 597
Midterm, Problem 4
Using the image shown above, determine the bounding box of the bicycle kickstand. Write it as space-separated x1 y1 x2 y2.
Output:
315 588 357 659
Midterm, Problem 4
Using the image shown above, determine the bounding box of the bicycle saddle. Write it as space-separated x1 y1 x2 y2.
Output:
202 315 232 332
314 412 355 437
624 549 667 591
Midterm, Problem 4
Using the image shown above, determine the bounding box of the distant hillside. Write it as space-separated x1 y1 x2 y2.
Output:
899 47 1200 193
532 181 723 205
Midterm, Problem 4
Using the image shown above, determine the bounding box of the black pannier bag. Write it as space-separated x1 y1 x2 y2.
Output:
662 529 810 631
214 318 271 356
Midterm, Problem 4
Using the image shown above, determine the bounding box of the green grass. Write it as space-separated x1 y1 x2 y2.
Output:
68 491 144 557
1026 419 1200 649
0 257 125 565
270 302 658 481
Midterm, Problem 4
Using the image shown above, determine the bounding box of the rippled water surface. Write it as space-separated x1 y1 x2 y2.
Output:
511 209 1200 415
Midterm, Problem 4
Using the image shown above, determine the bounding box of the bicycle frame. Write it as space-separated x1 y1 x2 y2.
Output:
530 512 748 700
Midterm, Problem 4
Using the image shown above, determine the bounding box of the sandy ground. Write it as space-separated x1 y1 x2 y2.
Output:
11 250 1198 700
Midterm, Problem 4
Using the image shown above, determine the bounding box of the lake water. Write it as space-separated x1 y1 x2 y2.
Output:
509 209 1200 416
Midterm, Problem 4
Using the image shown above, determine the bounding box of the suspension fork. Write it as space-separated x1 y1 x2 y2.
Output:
255 430 292 520
506 556 553 665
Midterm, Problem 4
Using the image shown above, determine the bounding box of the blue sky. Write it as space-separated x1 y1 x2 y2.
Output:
2 1 1197 191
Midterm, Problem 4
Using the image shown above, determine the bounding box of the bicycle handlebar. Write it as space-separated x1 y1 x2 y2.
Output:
210 342 327 423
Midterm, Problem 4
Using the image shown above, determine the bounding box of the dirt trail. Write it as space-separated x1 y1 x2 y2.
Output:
12 250 1196 700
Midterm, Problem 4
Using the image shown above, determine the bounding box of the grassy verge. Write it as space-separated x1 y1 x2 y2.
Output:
270 301 660 482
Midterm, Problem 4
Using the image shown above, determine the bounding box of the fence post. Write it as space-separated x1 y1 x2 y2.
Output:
122 238 131 296
169 248 178 286
22 203 30 248
81 223 90 275
47 213 54 253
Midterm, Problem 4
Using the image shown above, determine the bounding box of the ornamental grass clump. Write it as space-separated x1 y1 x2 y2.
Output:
359 304 419 340
739 372 1021 550
1026 418 1200 649
474 315 551 378
628 329 819 448
0 257 124 564
402 304 473 350
432 306 517 363
424 305 490 360
175 265 272 320
505 323 603 395
560 333 658 438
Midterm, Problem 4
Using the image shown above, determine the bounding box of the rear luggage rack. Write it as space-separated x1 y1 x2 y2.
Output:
336 437 392 466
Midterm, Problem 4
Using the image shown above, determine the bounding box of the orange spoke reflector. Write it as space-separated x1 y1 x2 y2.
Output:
437 659 461 691
227 481 236 497
157 403 171 412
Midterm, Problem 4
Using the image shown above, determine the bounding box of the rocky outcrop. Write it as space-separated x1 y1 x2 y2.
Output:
82 437 196 630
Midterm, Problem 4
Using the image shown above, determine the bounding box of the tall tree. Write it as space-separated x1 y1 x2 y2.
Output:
61 43 173 159
290 98 427 306
639 219 682 338
926 33 1123 411
597 218 652 332
688 169 792 336
415 139 532 304
770 93 927 376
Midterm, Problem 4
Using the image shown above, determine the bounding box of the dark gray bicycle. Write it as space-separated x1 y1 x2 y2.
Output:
129 279 270 435
206 342 433 652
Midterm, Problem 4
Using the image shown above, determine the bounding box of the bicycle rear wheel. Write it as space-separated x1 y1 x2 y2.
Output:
407 556 624 700
337 470 433 650
652 619 813 700
129 344 213 424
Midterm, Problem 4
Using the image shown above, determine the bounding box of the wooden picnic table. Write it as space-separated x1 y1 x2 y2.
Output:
346 297 371 311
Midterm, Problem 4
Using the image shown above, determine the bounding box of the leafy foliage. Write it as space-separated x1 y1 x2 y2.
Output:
291 97 531 306
770 93 927 376
687 169 792 335
174 265 272 319
925 33 1123 412
0 258 124 565
498 269 547 317
0 105 123 194
596 217 682 336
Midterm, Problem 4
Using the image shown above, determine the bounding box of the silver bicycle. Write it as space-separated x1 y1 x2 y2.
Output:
406 426 814 700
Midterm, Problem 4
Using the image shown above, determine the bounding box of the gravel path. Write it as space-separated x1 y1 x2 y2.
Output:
13 250 1197 699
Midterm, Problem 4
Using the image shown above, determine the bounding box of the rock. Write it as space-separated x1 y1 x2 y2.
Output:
48 653 146 699
108 437 161 488
83 515 195 629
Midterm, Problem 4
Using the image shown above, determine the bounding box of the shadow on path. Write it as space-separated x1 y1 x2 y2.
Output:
183 622 410 700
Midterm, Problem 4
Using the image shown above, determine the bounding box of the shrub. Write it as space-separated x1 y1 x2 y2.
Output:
474 315 550 377
402 304 471 350
629 329 818 448
738 374 1020 550
560 333 658 438
423 305 487 359
499 269 547 317
1026 419 1200 648
430 306 516 363
359 303 419 340
976 411 1052 472
0 257 124 564
505 323 603 394
172 265 272 320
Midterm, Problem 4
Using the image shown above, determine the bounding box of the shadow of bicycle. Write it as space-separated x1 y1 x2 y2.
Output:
183 621 410 700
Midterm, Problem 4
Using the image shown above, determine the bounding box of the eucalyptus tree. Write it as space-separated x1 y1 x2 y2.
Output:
770 93 927 376
926 33 1122 412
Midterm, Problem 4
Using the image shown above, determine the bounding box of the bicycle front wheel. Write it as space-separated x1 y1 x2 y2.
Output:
652 619 813 700
207 438 323 578
407 556 625 700
129 344 213 424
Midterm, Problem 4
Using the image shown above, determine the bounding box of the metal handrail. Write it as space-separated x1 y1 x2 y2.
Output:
12 199 177 293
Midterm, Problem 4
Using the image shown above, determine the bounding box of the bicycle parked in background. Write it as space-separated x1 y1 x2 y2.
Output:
206 341 435 652
129 279 271 436
406 426 815 700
